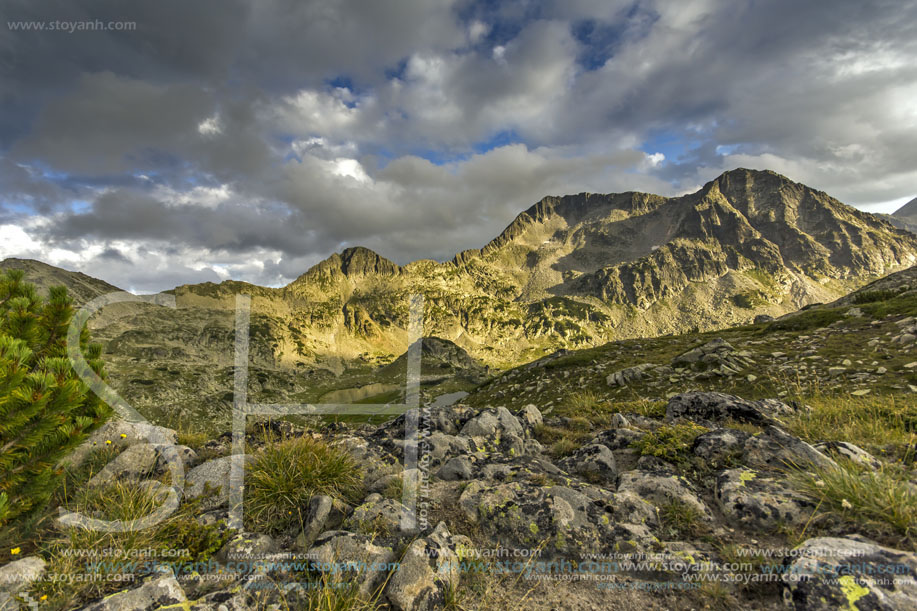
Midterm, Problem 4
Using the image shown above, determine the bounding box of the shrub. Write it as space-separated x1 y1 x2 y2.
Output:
246 436 364 533
0 270 110 529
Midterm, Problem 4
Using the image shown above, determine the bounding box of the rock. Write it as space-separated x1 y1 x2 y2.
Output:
616 470 712 520
666 392 792 426
0 556 45 609
78 573 186 611
610 490 659 528
828 366 847 377
65 420 178 468
813 441 882 469
457 480 652 554
692 428 750 463
518 404 544 435
216 532 276 563
783 537 917 610
558 443 617 483
87 443 195 486
385 522 471 611
459 406 523 439
716 469 816 529
743 426 837 471
592 427 645 450
308 531 396 599
344 498 415 536
851 389 871 396
295 495 352 550
185 455 253 510
436 456 474 481
606 363 655 387
611 413 630 428
754 314 775 324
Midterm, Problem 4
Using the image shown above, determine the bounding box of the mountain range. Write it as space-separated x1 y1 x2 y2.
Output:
3 168 916 429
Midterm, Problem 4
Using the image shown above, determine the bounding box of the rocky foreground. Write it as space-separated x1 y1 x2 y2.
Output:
4 390 916 610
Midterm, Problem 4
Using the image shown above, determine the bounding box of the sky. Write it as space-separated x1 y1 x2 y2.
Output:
1 0 916 293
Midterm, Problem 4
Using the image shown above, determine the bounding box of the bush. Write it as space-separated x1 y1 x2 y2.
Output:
246 436 364 533
0 270 110 528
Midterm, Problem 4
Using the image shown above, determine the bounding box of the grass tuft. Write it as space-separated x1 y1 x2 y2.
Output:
246 436 364 533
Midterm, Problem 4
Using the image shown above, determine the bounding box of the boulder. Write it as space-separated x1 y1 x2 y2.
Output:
692 428 750 463
185 455 253 510
715 469 816 529
558 443 617 483
783 537 917 610
295 495 353 550
344 498 415 536
0 556 46 609
308 531 396 599
742 426 836 471
385 522 471 611
78 573 186 611
606 363 655 387
666 392 794 426
616 470 712 520
65 420 178 468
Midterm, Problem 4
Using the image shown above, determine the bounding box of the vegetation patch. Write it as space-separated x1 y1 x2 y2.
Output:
245 436 364 533
630 422 708 466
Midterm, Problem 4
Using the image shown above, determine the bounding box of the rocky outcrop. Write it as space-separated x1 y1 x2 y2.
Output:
783 537 917 610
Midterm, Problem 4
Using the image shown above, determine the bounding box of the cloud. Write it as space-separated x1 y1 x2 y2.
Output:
1 0 916 291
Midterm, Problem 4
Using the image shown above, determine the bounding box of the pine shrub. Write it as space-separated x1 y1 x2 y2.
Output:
0 269 110 528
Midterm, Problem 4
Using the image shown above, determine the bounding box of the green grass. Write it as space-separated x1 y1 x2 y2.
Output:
784 393 917 461
789 459 917 544
659 499 706 538
245 436 364 533
30 482 232 610
533 424 593 459
630 422 708 466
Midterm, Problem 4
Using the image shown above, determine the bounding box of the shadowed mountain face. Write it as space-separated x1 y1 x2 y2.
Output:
6 168 917 429
884 196 917 234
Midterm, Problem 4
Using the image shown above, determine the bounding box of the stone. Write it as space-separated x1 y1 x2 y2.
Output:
606 363 655 387
558 443 617 483
77 573 186 611
308 531 396 599
666 392 792 426
65 420 178 468
436 456 474 481
385 522 471 611
783 537 917 610
518 404 544 435
813 441 882 469
0 556 46 609
185 455 252 510
295 495 352 550
459 406 524 439
344 498 415 536
743 426 836 471
216 533 275 563
610 413 630 428
692 428 750 463
87 442 194 486
715 469 816 529
616 470 712 520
